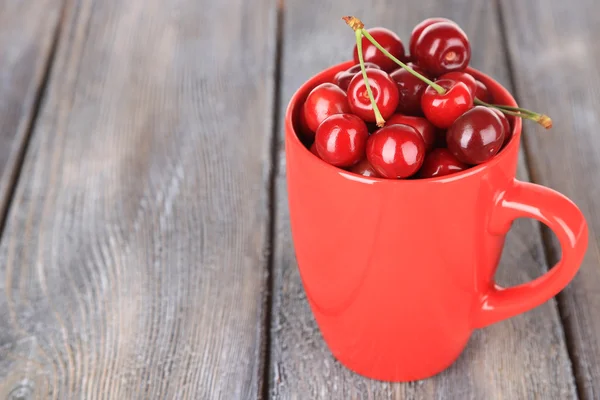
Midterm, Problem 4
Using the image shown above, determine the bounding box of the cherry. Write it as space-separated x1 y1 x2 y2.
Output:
387 114 435 152
390 63 430 116
418 148 468 178
353 27 405 72
366 124 425 178
349 158 380 177
474 80 491 102
421 79 473 129
446 106 505 165
347 69 399 123
303 83 351 132
413 21 471 77
335 62 381 91
409 17 454 57
315 114 369 167
438 71 476 97
343 15 553 135
489 108 511 145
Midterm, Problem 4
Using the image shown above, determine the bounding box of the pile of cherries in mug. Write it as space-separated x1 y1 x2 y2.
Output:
297 16 551 179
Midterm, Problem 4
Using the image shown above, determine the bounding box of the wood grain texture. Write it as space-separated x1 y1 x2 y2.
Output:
0 0 277 398
500 1 600 398
0 0 63 230
269 1 577 398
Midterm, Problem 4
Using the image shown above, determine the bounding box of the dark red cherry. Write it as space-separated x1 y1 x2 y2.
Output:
490 108 512 145
349 158 380 177
366 124 426 178
418 148 468 178
335 62 381 91
413 21 471 77
446 106 505 165
409 17 454 57
387 114 436 152
438 71 477 97
421 79 473 129
474 80 491 102
309 142 320 157
315 114 369 167
347 69 399 123
353 27 406 72
390 64 430 116
303 83 351 132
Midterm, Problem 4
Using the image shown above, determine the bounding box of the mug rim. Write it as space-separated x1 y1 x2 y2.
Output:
285 60 523 184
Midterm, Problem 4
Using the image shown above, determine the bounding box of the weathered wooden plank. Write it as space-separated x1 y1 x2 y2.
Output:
0 0 63 230
0 0 277 398
269 1 577 398
500 1 600 398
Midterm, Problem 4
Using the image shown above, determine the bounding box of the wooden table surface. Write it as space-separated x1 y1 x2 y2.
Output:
0 0 598 398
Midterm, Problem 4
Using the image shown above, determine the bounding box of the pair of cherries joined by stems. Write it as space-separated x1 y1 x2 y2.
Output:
300 16 551 179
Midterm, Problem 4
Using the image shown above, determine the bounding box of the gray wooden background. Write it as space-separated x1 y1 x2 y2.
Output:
0 0 598 399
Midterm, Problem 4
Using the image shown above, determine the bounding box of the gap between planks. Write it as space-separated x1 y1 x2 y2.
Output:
261 0 286 399
0 0 68 250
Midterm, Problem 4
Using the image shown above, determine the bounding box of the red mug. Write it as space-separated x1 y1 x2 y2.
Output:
284 60 588 382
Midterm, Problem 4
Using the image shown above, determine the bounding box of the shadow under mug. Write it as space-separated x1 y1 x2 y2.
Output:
284 60 588 382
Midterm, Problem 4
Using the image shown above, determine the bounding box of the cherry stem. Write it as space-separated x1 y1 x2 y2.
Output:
478 103 536 116
354 29 386 127
359 29 446 95
343 16 552 129
343 16 446 96
474 98 553 129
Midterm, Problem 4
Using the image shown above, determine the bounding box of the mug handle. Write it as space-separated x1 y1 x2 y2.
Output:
473 179 588 328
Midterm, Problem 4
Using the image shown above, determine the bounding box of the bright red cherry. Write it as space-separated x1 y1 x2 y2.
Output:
446 106 505 164
474 80 491 102
409 17 454 57
421 79 473 129
489 108 512 145
387 114 436 152
347 69 399 123
366 124 426 178
438 71 477 97
418 148 468 178
315 114 369 167
353 27 406 72
335 62 381 91
303 83 351 132
349 158 380 177
390 64 430 116
413 21 471 77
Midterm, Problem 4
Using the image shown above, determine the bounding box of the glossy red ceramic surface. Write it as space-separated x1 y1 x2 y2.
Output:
284 61 588 382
